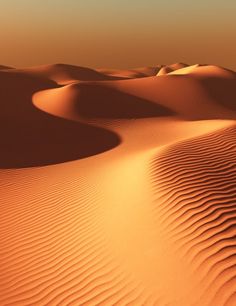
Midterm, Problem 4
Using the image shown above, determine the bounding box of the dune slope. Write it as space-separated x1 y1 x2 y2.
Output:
11 64 129 85
1 63 236 306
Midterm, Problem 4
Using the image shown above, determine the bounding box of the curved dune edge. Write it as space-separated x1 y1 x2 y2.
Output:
0 69 121 168
32 83 175 122
1 120 235 306
33 64 236 123
1 63 236 305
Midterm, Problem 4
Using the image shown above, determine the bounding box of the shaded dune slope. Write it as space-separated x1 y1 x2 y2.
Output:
0 65 14 70
33 83 175 121
0 71 120 168
150 125 236 305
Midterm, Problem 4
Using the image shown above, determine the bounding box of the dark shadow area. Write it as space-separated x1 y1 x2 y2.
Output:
73 84 175 119
199 76 236 112
0 65 13 70
0 71 120 168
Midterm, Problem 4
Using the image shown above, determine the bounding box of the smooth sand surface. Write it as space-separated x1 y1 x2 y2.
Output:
1 63 236 305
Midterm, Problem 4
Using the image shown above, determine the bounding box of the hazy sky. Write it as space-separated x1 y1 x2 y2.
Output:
1 0 236 69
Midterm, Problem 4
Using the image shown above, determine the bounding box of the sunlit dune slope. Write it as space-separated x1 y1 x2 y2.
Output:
157 62 188 76
1 63 236 306
149 124 236 306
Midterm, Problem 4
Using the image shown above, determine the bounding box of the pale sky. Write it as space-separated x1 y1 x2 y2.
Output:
1 0 235 69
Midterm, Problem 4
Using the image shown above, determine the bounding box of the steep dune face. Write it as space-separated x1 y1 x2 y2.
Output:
1 63 236 305
0 70 119 168
33 83 175 121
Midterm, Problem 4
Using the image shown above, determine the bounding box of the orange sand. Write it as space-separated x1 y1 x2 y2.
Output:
1 63 236 305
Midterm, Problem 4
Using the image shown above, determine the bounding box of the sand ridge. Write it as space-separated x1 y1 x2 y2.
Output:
1 63 236 305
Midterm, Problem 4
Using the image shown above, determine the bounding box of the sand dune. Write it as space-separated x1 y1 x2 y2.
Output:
1 63 236 305
0 65 14 70
34 64 236 121
33 83 175 121
0 70 119 168
157 62 188 76
97 66 162 79
150 125 236 305
11 64 129 85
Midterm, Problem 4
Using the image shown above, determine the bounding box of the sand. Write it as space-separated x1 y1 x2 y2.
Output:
1 63 236 305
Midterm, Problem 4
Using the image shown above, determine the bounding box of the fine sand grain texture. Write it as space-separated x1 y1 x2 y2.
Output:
1 63 236 305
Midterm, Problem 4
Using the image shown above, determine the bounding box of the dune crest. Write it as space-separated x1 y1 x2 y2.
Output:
97 66 162 78
0 65 14 70
1 63 236 305
9 63 131 85
156 62 189 76
34 64 236 121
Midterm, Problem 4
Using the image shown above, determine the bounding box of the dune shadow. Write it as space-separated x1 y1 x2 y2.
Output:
198 76 236 112
51 64 128 81
0 71 120 168
73 84 175 119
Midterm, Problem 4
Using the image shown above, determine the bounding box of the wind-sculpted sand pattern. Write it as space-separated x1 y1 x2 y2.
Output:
150 125 236 306
1 63 236 306
0 166 144 306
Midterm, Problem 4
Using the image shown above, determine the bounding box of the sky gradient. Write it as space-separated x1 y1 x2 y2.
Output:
1 0 236 69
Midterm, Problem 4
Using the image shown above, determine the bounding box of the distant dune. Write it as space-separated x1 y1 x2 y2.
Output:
11 64 130 85
156 62 188 75
97 66 162 79
0 65 13 70
1 63 236 306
